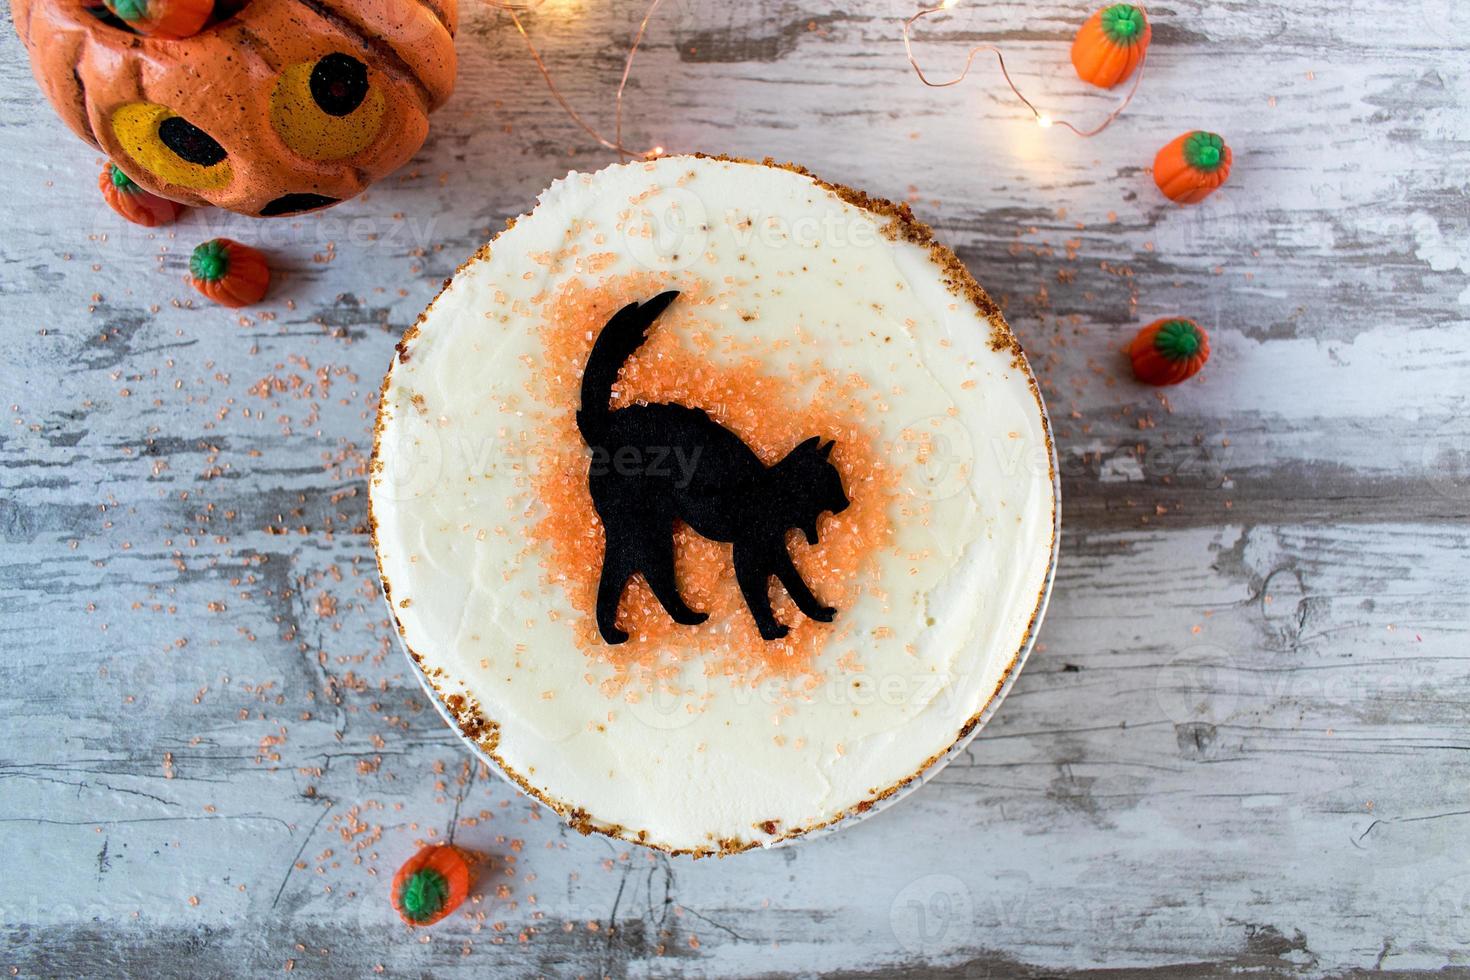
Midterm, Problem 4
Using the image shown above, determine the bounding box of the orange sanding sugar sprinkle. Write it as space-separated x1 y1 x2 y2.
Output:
525 271 897 690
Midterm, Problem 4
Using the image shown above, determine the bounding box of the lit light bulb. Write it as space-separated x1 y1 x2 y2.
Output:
645 145 666 158
940 0 959 8
1036 114 1054 129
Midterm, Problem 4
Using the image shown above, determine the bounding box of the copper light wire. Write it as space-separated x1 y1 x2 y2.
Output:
491 0 1146 159
493 0 666 161
901 2 1149 137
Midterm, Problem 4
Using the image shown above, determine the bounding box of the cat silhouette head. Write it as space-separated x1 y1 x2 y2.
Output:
773 437 850 544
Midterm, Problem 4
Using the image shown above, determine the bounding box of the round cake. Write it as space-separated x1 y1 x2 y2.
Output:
371 155 1058 855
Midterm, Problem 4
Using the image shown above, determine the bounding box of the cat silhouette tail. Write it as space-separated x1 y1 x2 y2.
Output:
576 290 679 443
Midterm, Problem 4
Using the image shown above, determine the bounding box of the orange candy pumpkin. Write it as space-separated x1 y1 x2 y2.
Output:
390 845 473 927
99 162 187 226
103 0 214 39
190 239 270 307
1154 131 1232 204
1127 318 1210 386
12 0 457 217
1072 4 1151 89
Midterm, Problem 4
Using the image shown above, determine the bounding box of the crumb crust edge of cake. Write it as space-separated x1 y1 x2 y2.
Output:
368 153 1060 858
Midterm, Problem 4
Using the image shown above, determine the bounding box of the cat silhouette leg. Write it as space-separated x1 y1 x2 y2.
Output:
734 542 788 640
595 531 637 644
774 550 836 623
642 530 709 627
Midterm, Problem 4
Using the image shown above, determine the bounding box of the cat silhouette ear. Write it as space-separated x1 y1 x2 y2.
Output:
643 290 680 320
818 439 835 459
795 436 822 454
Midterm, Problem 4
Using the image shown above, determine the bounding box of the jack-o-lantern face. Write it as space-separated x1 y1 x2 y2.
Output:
12 0 457 216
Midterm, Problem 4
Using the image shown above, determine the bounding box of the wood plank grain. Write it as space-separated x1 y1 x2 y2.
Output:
1 0 1467 975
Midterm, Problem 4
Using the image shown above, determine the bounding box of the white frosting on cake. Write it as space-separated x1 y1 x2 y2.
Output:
371 156 1057 854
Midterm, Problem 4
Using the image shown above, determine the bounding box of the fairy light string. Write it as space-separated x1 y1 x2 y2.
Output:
901 0 1149 137
491 0 665 161
490 0 1147 159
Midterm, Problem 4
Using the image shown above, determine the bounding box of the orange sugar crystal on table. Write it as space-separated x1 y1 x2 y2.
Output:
525 272 898 690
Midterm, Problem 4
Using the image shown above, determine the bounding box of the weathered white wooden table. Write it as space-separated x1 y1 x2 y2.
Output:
3 0 1468 975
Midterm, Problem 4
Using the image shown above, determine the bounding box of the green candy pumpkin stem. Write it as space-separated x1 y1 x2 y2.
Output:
108 163 138 191
1183 131 1226 171
108 0 149 23
190 240 231 283
1101 4 1146 45
1154 320 1204 360
399 869 449 922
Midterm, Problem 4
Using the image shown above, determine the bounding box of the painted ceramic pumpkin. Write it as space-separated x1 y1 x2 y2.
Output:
12 0 457 217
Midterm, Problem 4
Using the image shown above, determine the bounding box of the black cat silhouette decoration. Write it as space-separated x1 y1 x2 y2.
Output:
576 290 851 644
